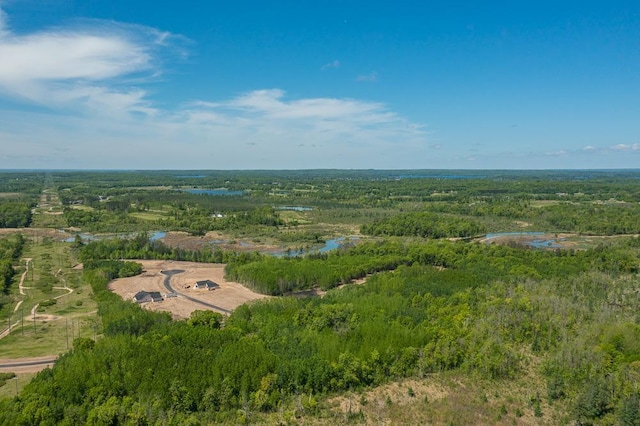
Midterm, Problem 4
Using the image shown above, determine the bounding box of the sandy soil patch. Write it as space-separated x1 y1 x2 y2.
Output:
329 377 449 415
109 260 269 319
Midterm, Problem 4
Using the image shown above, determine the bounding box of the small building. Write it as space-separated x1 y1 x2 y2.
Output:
149 292 163 302
133 291 151 303
194 280 220 291
133 291 164 303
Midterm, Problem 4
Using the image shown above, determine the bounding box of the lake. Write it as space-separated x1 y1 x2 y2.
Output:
484 232 564 249
276 206 313 211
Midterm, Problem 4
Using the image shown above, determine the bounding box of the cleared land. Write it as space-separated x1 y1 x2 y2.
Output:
109 260 269 319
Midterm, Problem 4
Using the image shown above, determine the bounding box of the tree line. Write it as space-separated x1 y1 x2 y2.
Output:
360 211 486 238
0 234 25 311
0 202 34 228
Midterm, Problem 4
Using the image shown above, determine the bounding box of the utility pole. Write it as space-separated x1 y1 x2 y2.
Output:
21 306 24 334
65 318 69 349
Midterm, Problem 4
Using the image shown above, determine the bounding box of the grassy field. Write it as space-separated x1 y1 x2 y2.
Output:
68 205 94 211
0 238 99 359
130 211 166 221
29 186 67 228
0 315 97 358
0 372 37 399
29 210 66 229
277 210 313 225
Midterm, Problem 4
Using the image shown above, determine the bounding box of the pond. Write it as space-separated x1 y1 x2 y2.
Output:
63 233 99 243
484 232 564 249
527 238 563 249
276 206 313 211
149 231 166 241
484 232 544 239
273 237 357 257
64 231 167 243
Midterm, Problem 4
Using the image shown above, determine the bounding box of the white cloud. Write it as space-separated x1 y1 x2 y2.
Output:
0 33 150 82
545 150 568 156
611 143 640 151
356 71 378 82
0 7 430 169
0 7 179 116
179 89 424 156
321 60 340 70
224 89 391 122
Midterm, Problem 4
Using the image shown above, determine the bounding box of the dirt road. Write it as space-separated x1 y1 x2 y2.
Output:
0 356 57 373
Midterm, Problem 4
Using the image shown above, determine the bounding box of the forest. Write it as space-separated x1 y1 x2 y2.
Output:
0 170 639 425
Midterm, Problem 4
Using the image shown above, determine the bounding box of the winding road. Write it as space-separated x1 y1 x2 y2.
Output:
0 259 32 339
1 261 74 340
161 269 231 314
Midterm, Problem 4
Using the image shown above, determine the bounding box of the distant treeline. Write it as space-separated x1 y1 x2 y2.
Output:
0 201 34 228
0 234 25 310
63 208 152 233
159 206 284 236
422 201 640 235
360 211 486 238
0 172 44 194
63 204 284 235
76 233 251 265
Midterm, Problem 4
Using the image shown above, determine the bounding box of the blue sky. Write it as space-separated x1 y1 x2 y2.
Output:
0 0 638 169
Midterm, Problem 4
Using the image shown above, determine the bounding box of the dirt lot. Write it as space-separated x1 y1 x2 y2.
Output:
109 260 269 319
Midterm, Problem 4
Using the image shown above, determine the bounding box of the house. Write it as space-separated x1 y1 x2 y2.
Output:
194 280 220 291
149 292 163 302
133 291 151 303
133 291 164 303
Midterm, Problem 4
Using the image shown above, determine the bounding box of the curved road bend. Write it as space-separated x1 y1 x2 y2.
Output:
161 270 231 314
